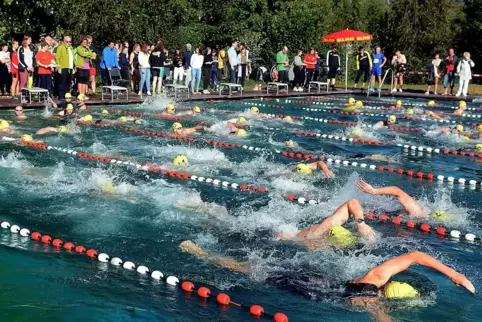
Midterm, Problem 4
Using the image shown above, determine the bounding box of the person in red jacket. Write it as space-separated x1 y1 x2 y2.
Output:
10 40 20 99
303 48 317 88
36 41 55 96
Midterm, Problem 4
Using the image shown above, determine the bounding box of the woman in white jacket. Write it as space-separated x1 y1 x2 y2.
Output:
190 48 204 94
456 52 475 97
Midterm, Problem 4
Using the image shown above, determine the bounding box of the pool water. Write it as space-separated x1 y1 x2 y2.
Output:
1 94 481 321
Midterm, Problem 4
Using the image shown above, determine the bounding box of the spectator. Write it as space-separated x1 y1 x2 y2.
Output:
211 48 218 89
86 35 96 94
425 53 441 95
303 48 316 87
119 46 130 81
227 40 238 83
100 41 119 86
391 50 407 92
217 46 226 81
18 36 35 90
55 36 74 99
190 47 204 94
326 44 340 91
202 47 213 93
75 38 95 97
0 43 11 96
369 46 387 93
150 41 166 94
443 48 457 96
293 49 306 92
456 52 475 98
173 48 184 84
35 40 55 96
163 49 170 87
237 44 249 89
183 44 193 88
130 43 140 92
354 46 372 90
276 46 289 84
10 40 19 99
138 44 151 96
313 51 321 82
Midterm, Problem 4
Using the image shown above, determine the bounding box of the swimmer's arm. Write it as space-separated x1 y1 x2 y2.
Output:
430 112 443 120
375 121 383 127
175 200 204 209
226 122 237 131
176 111 193 116
179 127 202 136
311 161 334 178
35 127 58 135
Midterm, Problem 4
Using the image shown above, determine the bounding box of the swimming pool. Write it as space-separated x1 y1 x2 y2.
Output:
1 94 481 321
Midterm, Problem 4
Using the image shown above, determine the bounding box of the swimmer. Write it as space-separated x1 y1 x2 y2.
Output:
51 93 76 111
248 106 274 119
388 100 403 111
285 140 297 148
350 153 392 162
100 116 141 125
375 115 396 128
427 100 436 108
175 200 229 218
344 100 363 112
172 122 207 136
0 120 19 135
406 108 443 120
453 101 467 116
176 106 201 116
57 103 76 117
76 94 87 110
14 106 27 119
35 125 69 135
434 124 464 136
93 181 136 204
18 134 43 144
283 115 295 123
159 104 176 116
295 161 334 178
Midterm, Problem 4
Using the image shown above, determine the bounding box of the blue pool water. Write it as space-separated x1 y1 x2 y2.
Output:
0 94 481 321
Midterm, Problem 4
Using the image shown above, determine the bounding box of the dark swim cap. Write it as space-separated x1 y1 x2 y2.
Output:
344 283 379 297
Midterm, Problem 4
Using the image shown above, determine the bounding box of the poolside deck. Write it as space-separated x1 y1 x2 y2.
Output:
0 88 474 110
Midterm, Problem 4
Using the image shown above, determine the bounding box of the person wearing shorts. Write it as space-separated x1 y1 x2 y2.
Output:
86 36 96 94
75 38 95 97
369 46 386 92
443 48 457 95
10 40 19 98
326 44 340 90
391 50 407 92
354 46 372 90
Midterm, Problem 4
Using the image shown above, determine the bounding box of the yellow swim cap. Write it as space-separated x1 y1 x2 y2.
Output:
99 182 115 193
355 101 363 108
477 125 482 133
192 106 201 113
456 124 464 133
476 144 482 152
0 120 10 130
172 122 183 131
396 100 403 107
459 101 467 109
250 106 259 113
166 104 175 112
463 136 470 142
83 115 93 122
134 119 142 125
57 126 68 133
343 105 357 112
235 129 247 136
101 109 109 115
327 226 356 247
351 128 364 137
384 282 419 299
284 116 292 121
77 94 85 101
406 109 414 115
286 140 296 148
237 117 247 124
348 97 355 105
119 116 128 123
66 104 74 111
427 100 435 107
296 163 313 175
65 93 72 99
173 154 189 166
21 134 33 142
429 210 451 221
389 115 397 123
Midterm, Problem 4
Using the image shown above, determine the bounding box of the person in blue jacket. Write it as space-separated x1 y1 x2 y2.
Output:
100 41 119 86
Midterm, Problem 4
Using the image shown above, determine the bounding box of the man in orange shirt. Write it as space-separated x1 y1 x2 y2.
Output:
303 48 317 88
36 41 55 96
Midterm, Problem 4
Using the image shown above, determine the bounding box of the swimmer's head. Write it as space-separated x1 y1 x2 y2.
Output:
347 97 355 105
237 117 247 124
284 116 292 121
57 126 68 133
172 122 183 132
355 101 363 108
285 140 296 148
101 109 109 115
235 129 247 136
477 125 482 133
455 124 464 133
0 119 10 130
65 93 72 100
83 115 93 122
388 115 396 125
21 134 33 142
134 119 142 125
119 116 128 123
99 182 115 193
406 108 414 115
173 154 189 166
459 101 467 110
351 128 364 138
396 100 403 107
476 144 482 152
166 104 176 113
296 163 313 175
427 100 435 107
327 226 356 247
192 106 201 114
77 94 85 101
66 104 74 111
463 136 470 142
250 106 259 114
383 281 419 299
429 210 452 221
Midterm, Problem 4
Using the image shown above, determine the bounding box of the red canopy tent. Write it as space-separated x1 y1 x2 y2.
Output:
322 29 373 90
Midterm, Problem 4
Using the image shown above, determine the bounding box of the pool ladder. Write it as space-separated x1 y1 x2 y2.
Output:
367 68 394 97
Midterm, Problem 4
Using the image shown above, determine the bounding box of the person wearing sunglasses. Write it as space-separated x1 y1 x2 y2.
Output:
13 106 26 119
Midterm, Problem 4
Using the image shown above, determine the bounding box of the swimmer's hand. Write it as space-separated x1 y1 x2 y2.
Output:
450 272 476 294
323 168 335 178
356 180 376 195
195 125 207 131
357 222 376 242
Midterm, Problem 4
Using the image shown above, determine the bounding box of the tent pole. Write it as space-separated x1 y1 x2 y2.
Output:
345 43 348 91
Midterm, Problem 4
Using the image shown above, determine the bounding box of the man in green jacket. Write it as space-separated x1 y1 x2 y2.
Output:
55 36 74 99
276 46 289 84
